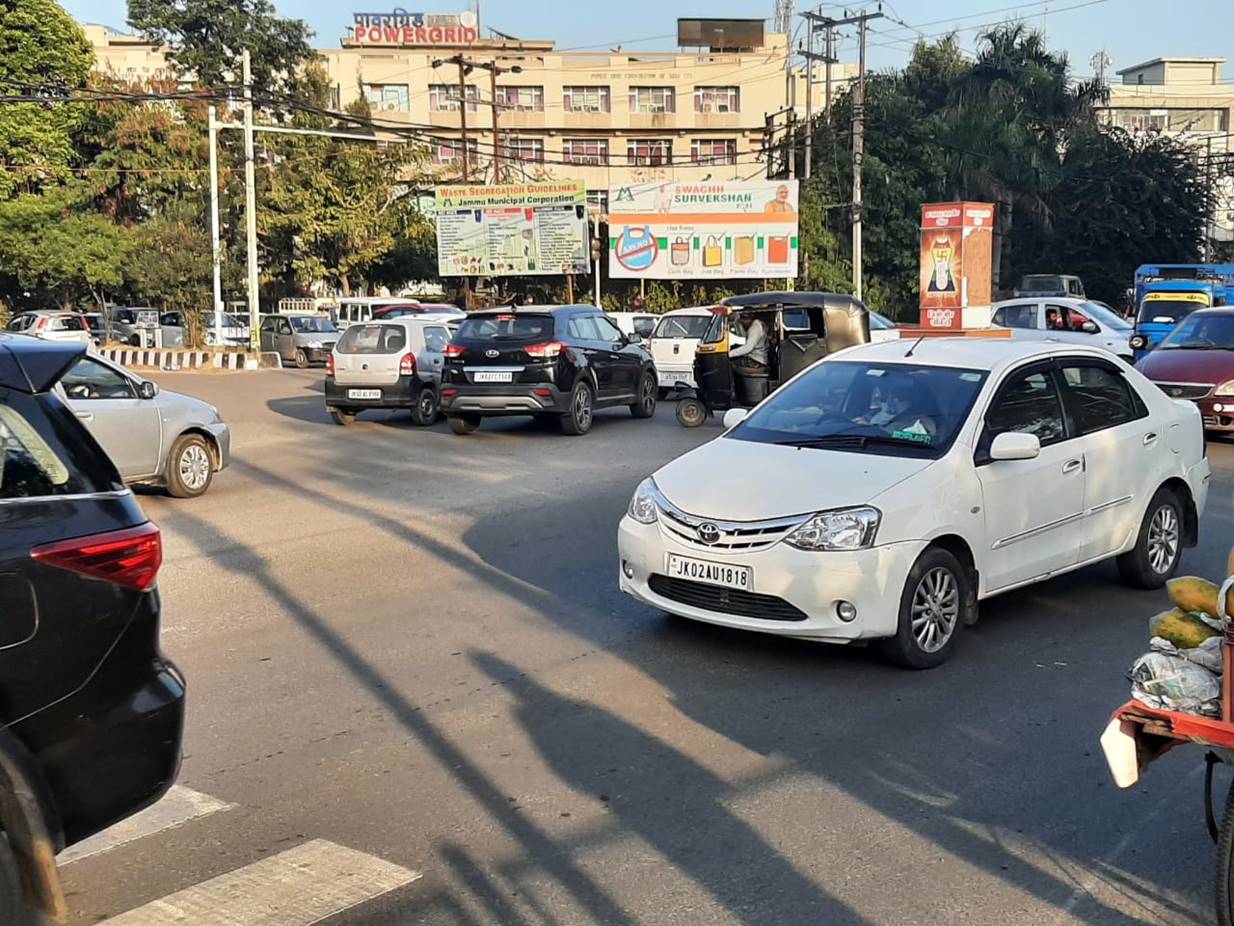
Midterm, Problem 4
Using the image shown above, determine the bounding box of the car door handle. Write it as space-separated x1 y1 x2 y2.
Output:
609 353 621 360
75 411 94 423
1062 458 1083 474
1143 432 1158 445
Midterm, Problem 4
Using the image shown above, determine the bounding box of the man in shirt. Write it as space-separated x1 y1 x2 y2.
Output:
729 314 769 374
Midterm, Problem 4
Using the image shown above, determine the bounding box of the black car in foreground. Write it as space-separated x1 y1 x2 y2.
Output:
0 334 184 922
440 305 659 436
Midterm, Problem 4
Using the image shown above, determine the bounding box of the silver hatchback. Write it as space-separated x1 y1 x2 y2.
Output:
324 318 453 426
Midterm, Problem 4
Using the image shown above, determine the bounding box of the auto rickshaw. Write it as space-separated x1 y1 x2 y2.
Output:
672 291 871 428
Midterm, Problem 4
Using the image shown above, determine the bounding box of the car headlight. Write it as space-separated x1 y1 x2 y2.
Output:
628 477 659 524
1129 334 1148 350
1214 381 1234 397
784 506 881 552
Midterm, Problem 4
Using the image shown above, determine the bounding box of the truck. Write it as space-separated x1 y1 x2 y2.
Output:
1130 264 1234 361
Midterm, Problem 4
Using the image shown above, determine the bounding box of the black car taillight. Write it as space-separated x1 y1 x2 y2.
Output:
444 344 466 359
33 522 162 591
525 341 565 360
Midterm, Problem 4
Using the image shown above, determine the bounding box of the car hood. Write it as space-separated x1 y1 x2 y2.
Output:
653 435 934 521
1137 347 1234 385
156 387 220 423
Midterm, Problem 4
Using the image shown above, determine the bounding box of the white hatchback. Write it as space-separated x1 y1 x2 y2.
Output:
990 296 1133 361
618 339 1210 668
648 307 715 393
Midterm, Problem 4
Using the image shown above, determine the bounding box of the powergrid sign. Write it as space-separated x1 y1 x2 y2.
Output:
351 9 478 45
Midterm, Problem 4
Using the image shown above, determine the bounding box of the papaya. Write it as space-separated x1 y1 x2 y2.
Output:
1228 544 1234 579
1150 608 1222 649
1167 577 1231 620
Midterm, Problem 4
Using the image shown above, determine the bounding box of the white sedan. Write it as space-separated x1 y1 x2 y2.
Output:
618 339 1210 669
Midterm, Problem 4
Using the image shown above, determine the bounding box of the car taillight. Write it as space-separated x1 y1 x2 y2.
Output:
444 344 466 359
33 522 162 591
325 354 335 376
400 352 416 375
525 341 565 359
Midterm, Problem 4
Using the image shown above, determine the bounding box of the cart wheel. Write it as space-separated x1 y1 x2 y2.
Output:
676 397 707 428
1216 776 1234 926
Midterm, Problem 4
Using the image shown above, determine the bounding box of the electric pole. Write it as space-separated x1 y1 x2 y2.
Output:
800 8 840 182
208 105 222 338
1090 49 1112 85
242 49 261 350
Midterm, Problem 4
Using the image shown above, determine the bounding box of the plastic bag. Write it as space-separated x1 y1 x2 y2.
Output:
1150 636 1225 674
1129 649 1222 716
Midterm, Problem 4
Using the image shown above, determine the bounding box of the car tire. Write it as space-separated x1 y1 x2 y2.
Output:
676 397 707 428
294 349 309 369
166 433 214 498
630 372 657 419
878 547 968 670
330 408 357 426
448 414 481 435
1117 487 1184 589
560 380 595 436
411 386 438 427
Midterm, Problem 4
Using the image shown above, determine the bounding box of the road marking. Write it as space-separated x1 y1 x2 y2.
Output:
101 839 421 925
60 785 235 864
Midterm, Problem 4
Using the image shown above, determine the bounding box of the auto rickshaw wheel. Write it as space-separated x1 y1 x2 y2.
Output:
1215 774 1234 926
676 397 707 428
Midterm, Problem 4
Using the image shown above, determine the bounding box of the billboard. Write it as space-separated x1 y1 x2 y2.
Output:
434 181 590 277
677 18 765 49
351 10 478 45
918 202 995 329
607 180 799 280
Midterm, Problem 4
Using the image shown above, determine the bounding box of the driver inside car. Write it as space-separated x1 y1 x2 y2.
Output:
859 377 938 438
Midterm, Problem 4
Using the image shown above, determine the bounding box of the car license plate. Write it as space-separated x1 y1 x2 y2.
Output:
666 554 751 591
474 371 513 383
347 388 381 400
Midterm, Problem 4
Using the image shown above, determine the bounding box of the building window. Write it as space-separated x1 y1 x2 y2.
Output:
563 138 609 166
563 86 611 113
628 139 672 166
629 87 675 114
432 139 479 165
429 83 479 113
504 137 544 162
694 86 740 113
363 83 409 112
1105 107 1228 134
691 138 737 165
496 86 544 112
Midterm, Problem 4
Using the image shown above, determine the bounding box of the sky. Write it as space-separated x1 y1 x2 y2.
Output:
65 0 1234 79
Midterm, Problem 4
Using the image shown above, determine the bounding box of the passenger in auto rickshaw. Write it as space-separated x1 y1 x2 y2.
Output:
730 312 773 404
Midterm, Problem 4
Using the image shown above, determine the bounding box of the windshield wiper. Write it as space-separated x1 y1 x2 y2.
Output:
771 433 933 451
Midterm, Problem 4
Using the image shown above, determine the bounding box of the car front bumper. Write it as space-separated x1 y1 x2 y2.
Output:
205 421 231 471
440 383 566 416
617 515 927 643
1198 398 1234 431
325 375 423 408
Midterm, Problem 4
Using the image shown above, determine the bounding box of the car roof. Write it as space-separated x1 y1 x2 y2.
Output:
994 296 1089 307
469 304 590 317
0 333 86 393
658 306 717 317
838 337 1112 373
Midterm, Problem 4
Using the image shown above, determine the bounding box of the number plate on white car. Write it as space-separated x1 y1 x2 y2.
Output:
347 388 381 399
666 554 752 591
474 371 513 383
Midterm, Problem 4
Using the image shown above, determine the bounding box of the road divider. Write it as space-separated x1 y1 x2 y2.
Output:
97 347 260 372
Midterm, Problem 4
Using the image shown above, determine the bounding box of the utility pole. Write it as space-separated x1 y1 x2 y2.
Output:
241 49 260 350
489 67 502 183
208 105 223 338
800 9 840 181
456 59 471 183
824 26 834 116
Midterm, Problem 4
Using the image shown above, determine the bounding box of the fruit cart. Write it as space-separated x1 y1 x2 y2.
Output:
1102 575 1234 925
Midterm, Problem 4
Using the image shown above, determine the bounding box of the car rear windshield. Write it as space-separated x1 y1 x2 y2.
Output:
335 324 406 354
456 315 553 341
290 316 336 333
730 360 989 458
653 315 710 339
1158 313 1234 350
1020 276 1062 292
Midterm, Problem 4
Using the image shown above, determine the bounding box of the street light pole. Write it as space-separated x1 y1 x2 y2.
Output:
208 105 223 338
490 67 501 184
456 59 471 183
242 49 261 350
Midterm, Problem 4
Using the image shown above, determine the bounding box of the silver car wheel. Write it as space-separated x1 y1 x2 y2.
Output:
1147 504 1180 574
179 444 211 491
910 566 959 654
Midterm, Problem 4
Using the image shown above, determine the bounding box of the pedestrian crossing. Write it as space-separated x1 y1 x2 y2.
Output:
60 785 421 924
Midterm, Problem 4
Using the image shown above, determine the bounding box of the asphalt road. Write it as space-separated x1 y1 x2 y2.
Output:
57 367 1234 925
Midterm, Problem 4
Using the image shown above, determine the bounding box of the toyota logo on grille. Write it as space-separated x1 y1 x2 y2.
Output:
696 522 721 545
485 349 500 358
1169 387 1183 397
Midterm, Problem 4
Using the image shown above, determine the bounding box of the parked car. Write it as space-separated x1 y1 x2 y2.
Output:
57 353 230 497
324 317 452 426
102 306 160 346
1014 274 1086 298
440 305 659 436
648 306 715 395
608 312 659 342
1136 307 1234 433
619 339 1209 669
259 314 339 368
869 310 902 343
372 303 466 322
0 333 184 922
330 297 426 331
990 296 1133 361
80 312 104 346
6 311 93 346
159 311 250 348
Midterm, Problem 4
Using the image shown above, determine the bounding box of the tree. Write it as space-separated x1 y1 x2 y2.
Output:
126 0 314 96
0 0 93 198
124 201 214 344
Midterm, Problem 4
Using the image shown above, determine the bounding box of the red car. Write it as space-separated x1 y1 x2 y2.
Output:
1136 307 1234 431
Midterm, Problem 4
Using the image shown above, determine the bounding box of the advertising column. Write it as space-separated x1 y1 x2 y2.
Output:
918 202 995 330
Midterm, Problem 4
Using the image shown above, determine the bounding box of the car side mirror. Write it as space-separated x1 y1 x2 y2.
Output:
1081 321 1099 334
990 431 1040 461
138 380 159 400
722 408 749 430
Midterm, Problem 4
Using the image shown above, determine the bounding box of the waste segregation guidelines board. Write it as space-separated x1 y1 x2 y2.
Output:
608 181 800 280
434 182 590 277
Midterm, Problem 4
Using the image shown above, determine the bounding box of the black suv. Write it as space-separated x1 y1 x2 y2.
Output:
440 305 658 436
0 334 184 921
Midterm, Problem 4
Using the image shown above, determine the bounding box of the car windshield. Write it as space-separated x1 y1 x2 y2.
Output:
113 310 136 324
1158 313 1234 350
1079 301 1131 331
456 315 552 340
730 360 989 457
1138 295 1209 325
869 311 895 330
290 316 336 333
653 315 710 339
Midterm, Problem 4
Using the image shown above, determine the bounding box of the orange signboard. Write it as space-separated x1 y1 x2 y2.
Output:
918 202 995 329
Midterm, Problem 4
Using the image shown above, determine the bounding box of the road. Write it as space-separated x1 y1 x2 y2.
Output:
57 367 1234 925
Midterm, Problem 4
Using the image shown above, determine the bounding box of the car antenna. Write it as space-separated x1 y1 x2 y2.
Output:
903 335 925 357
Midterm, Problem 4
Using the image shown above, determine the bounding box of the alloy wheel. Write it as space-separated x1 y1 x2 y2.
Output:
576 387 593 429
1147 504 1180 574
910 567 959 654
